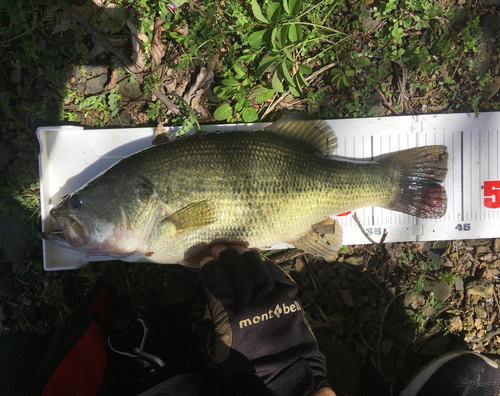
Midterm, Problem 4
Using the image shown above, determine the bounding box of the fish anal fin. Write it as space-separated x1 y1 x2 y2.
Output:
161 200 216 234
291 218 343 261
263 113 337 156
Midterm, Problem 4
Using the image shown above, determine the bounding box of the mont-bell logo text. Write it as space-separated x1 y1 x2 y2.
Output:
239 300 302 328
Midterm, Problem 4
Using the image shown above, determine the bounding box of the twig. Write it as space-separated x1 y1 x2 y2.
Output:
303 255 318 291
151 87 180 115
376 291 405 382
493 286 500 313
56 0 139 74
352 212 377 244
261 62 338 120
375 88 400 115
350 318 376 352
451 51 464 80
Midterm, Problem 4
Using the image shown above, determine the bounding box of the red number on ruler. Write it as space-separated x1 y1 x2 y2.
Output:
484 180 500 208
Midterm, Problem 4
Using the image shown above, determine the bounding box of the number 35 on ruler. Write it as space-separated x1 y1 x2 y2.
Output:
484 180 500 209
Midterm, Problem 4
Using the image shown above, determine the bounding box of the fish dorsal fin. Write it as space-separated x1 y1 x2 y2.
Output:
264 113 337 156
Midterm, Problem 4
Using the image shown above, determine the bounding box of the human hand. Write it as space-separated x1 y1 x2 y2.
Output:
198 244 330 396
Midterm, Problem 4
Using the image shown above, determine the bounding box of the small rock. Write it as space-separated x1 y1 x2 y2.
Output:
85 73 108 95
476 246 490 255
0 304 7 321
12 263 28 276
34 321 47 335
344 255 365 266
323 264 335 278
367 92 384 115
22 296 32 307
82 64 106 77
9 69 21 85
475 305 488 319
481 77 500 101
119 78 144 99
466 279 494 299
424 280 452 303
0 140 14 174
449 315 463 332
465 239 490 247
423 241 447 263
381 338 396 357
455 278 464 291
396 358 405 371
476 14 500 74
295 258 306 273
419 335 450 355
385 243 405 261
0 278 12 297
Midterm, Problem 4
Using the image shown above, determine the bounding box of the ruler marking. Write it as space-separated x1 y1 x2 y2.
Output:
461 131 464 222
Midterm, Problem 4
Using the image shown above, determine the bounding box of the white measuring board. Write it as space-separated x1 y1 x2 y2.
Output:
38 112 500 270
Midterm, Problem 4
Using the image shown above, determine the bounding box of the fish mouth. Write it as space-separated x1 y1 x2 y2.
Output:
43 214 90 248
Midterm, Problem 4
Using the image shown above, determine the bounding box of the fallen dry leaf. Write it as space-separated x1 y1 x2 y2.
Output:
126 20 147 73
105 67 119 90
152 17 167 66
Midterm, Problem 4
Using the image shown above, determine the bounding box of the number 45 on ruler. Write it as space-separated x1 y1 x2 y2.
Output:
484 180 500 209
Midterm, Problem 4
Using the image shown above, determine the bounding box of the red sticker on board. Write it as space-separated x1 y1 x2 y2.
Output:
336 211 352 216
484 180 500 209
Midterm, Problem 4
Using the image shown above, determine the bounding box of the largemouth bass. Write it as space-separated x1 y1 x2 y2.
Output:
43 113 448 264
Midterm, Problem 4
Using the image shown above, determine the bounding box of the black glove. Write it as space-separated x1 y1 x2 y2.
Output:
198 248 329 396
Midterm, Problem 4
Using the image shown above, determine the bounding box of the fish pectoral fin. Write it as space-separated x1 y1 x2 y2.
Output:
161 200 216 233
291 218 343 261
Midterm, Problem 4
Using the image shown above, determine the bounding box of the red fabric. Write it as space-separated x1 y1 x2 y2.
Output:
87 287 116 326
41 321 108 396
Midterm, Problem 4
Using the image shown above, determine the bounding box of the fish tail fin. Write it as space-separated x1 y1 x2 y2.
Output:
381 145 448 218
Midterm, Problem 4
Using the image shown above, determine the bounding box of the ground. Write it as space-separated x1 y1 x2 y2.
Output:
1 0 500 395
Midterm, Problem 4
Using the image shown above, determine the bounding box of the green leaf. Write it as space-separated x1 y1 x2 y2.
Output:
271 26 288 49
235 92 246 104
254 87 275 103
292 73 304 93
296 71 308 87
115 5 126 26
272 70 284 92
221 78 239 87
248 29 272 48
267 2 282 23
345 69 355 77
242 107 259 122
280 25 289 47
234 63 246 77
281 62 294 86
288 0 302 16
298 64 312 75
213 103 233 121
289 85 301 97
283 0 290 14
252 0 269 24
288 23 303 42
257 55 278 77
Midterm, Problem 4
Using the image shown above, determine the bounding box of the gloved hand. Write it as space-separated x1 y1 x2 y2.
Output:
198 245 329 396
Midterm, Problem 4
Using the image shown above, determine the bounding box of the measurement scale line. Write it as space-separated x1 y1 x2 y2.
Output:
461 131 464 222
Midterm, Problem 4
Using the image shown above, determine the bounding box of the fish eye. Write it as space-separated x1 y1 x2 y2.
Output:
70 194 83 209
